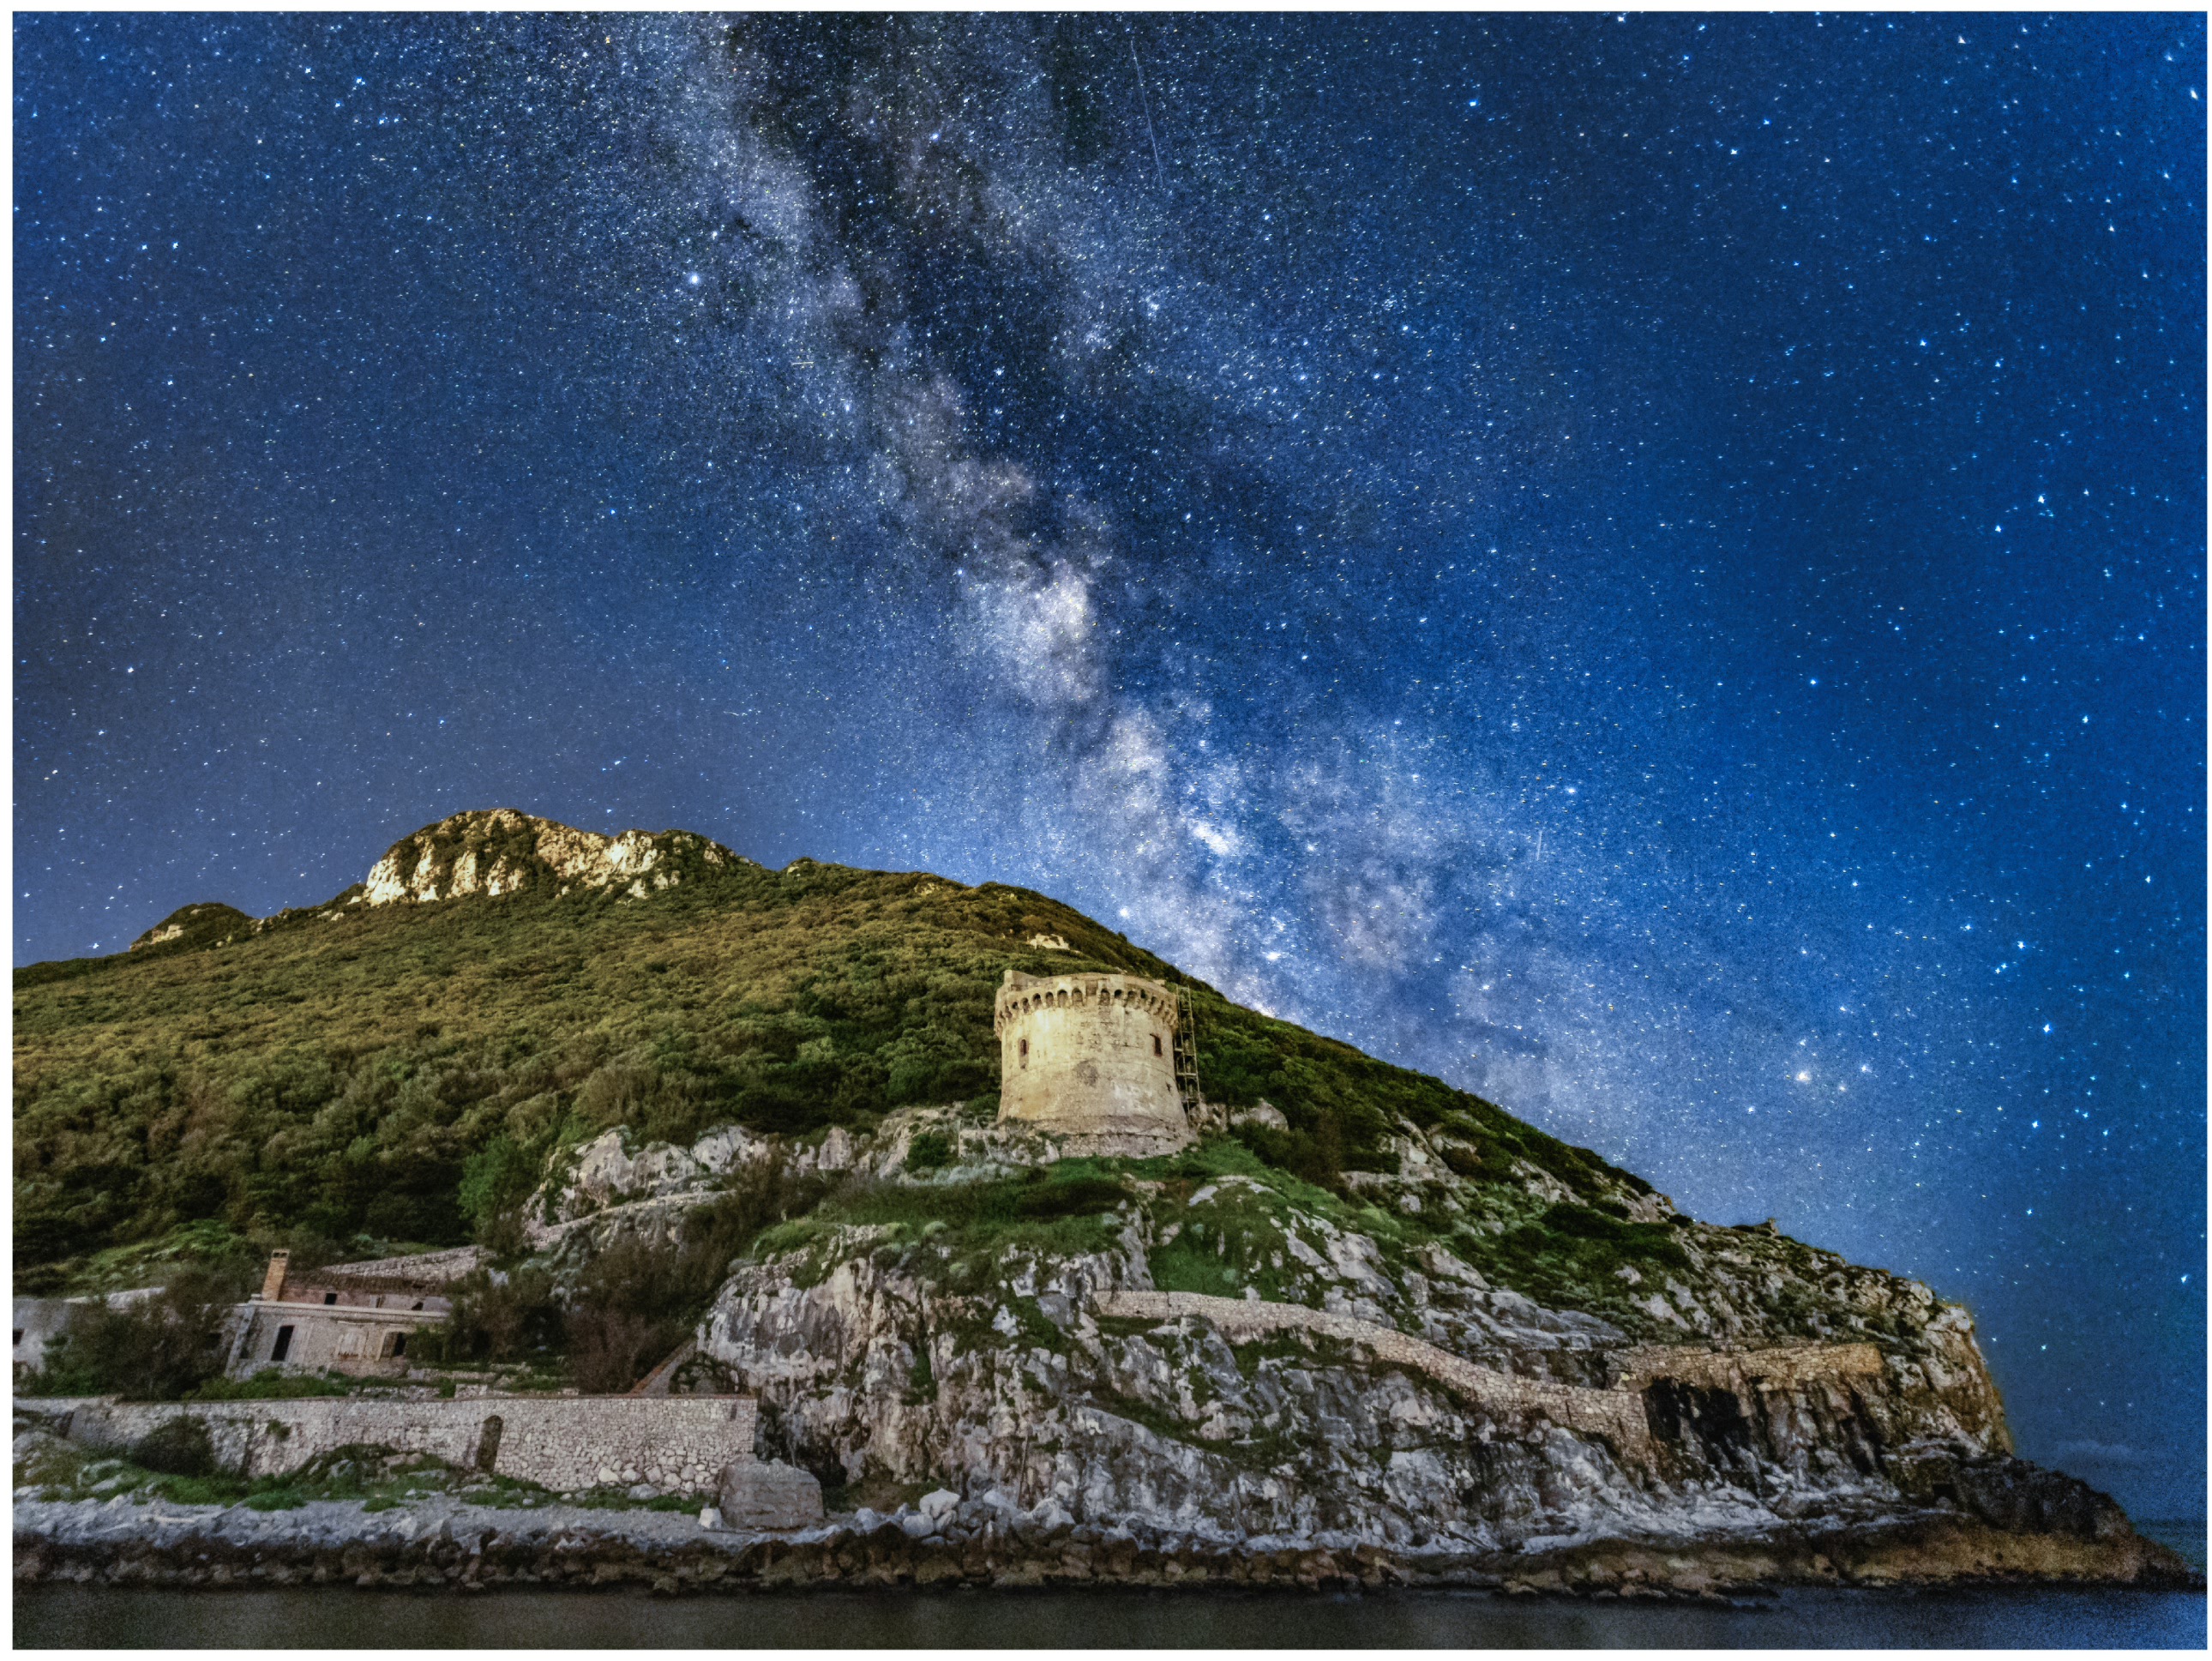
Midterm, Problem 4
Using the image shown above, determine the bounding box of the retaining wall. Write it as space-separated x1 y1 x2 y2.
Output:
19 1394 757 1498
1096 1290 1654 1461
1099 1291 1896 1470
1611 1341 1884 1394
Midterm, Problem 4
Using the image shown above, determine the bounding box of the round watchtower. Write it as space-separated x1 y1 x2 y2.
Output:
995 970 1193 1156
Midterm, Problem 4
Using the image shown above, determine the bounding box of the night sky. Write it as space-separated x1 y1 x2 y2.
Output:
15 15 2204 1514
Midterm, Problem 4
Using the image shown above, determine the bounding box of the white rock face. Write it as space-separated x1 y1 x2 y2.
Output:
355 809 739 907
567 1131 706 1213
673 1107 2014 1550
522 1117 887 1249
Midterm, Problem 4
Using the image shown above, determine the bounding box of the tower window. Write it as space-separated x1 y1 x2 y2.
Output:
271 1326 295 1363
1019 1037 1030 1068
1153 1034 1163 1056
324 1292 338 1306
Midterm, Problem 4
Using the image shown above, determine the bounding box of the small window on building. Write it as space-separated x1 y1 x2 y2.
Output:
323 1292 338 1306
391 1333 408 1357
271 1325 295 1363
1153 1033 1163 1056
12 1329 22 1347
412 1301 424 1311
1019 1038 1030 1068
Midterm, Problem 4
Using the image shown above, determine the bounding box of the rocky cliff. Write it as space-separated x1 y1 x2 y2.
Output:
501 1102 2169 1583
20 811 2185 1589
355 809 747 906
120 809 747 961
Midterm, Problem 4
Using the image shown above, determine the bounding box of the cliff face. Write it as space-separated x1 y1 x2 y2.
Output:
356 809 746 906
527 1103 2023 1556
113 811 750 966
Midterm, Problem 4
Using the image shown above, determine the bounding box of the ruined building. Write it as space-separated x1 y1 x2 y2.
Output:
995 969 1195 1156
225 1247 483 1378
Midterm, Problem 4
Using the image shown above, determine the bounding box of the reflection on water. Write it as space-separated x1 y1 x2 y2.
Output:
15 1585 2206 1649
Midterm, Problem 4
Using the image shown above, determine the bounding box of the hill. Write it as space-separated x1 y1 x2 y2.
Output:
15 809 1634 1299
20 809 2190 1588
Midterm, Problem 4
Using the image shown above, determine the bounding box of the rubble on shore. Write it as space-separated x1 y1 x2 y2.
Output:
15 1489 2196 1598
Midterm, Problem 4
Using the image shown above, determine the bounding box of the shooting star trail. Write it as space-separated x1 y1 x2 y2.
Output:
1131 36 1167 190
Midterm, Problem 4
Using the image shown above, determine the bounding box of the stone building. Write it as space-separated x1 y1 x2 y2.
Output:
994 969 1193 1156
12 1288 162 1375
225 1247 481 1379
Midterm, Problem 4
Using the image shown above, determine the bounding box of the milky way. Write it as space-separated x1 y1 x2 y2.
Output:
15 15 2203 1512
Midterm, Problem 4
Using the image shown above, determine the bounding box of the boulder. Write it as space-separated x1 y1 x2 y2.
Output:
917 1488 961 1525
717 1459 825 1531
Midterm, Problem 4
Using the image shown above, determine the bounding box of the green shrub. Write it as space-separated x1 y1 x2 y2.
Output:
184 1369 353 1402
1013 1175 1124 1219
1433 1141 1485 1179
1450 1200 1694 1327
904 1131 953 1171
130 1416 219 1477
458 1136 531 1228
1524 1201 1690 1270
567 1306 665 1395
756 1165 1127 1279
415 1267 563 1366
28 1268 245 1400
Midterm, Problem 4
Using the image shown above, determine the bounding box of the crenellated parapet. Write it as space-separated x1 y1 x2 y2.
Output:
993 971 1184 1035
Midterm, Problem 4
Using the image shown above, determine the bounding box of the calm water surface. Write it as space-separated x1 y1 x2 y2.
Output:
15 1585 2205 1648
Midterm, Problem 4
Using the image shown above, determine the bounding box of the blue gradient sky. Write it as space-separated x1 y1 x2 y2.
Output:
15 15 2203 1514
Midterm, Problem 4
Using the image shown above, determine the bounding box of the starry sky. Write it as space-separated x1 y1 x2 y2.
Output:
15 15 2204 1514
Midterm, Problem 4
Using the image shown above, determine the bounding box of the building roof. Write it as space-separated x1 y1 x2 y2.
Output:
306 1244 488 1291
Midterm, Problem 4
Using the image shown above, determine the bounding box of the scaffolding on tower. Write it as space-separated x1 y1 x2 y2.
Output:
1173 986 1205 1124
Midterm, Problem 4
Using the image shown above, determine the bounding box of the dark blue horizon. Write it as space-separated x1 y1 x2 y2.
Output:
15 14 2204 1516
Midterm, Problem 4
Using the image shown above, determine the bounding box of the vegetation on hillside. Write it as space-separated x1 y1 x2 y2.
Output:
425 1158 829 1392
21 1268 246 1400
17 856 1632 1279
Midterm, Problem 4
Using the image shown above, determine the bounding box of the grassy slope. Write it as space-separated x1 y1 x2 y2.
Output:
15 859 1650 1297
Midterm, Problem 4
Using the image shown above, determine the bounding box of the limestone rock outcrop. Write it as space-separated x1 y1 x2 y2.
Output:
129 902 255 954
682 1105 2053 1558
354 809 746 907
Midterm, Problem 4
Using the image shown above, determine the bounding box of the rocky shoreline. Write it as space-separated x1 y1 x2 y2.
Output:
15 1495 2197 1598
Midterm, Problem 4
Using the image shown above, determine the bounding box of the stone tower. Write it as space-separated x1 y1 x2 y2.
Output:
995 969 1193 1156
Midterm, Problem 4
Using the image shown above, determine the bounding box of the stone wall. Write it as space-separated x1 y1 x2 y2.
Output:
1610 1341 1884 1393
1096 1290 1653 1462
20 1394 757 1499
14 1299 77 1375
995 971 1190 1154
1099 1291 1903 1472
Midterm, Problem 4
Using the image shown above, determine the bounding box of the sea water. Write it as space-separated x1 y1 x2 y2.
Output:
15 1584 2205 1649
